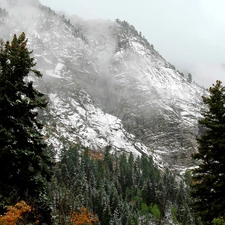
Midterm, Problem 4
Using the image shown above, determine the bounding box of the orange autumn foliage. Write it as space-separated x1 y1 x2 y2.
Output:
88 150 103 161
70 207 98 225
0 201 38 225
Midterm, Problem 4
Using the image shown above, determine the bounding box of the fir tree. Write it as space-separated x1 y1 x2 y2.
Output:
191 80 225 224
0 33 52 224
187 73 192 83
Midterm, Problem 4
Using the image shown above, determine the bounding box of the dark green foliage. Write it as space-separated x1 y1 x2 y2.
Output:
50 144 194 224
191 80 225 224
0 33 52 224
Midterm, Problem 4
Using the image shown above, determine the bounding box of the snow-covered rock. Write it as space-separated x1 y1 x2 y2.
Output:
0 3 207 172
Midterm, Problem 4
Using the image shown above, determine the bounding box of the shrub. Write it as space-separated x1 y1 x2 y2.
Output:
70 207 98 225
213 217 225 225
0 201 38 225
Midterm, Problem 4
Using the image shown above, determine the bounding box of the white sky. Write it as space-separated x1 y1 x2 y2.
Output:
39 0 225 87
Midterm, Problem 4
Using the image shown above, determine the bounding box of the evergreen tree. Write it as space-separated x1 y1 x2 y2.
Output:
191 80 225 224
102 205 112 225
187 73 192 83
0 33 52 224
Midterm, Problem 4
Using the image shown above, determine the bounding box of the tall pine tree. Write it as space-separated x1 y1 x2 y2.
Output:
191 80 225 224
0 33 52 224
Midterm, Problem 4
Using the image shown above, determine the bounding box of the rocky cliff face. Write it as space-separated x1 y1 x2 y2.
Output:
0 1 207 172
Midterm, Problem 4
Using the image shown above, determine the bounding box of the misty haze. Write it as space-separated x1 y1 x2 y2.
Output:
0 0 225 224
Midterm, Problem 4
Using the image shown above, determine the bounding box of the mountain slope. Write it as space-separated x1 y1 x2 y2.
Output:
0 1 206 172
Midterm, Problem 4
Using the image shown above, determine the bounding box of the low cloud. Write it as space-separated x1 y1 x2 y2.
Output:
191 63 225 88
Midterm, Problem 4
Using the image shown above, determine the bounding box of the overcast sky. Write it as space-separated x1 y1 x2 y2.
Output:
39 0 225 87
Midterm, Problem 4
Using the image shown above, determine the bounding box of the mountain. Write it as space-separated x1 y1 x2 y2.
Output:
0 1 206 173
